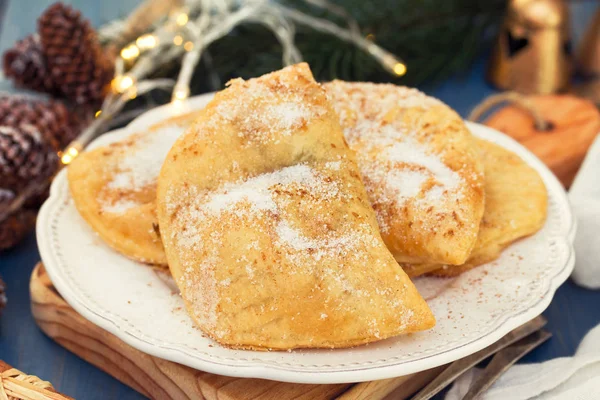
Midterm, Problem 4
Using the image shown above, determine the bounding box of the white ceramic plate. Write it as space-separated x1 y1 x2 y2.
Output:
38 93 575 384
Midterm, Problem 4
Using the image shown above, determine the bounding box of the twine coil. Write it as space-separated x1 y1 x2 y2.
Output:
0 368 63 400
468 91 552 131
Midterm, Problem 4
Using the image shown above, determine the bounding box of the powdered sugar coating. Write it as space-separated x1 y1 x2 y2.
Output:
101 199 139 214
99 121 191 214
158 66 435 349
328 84 466 232
357 131 467 233
167 163 384 333
107 125 183 192
212 78 327 143
324 81 484 264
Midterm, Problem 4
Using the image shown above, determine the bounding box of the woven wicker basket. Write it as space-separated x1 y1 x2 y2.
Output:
0 360 72 400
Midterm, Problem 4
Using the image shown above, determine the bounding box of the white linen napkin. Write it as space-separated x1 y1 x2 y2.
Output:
445 134 600 399
569 134 600 289
445 323 600 399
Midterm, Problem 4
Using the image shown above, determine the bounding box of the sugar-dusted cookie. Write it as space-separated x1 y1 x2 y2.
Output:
68 111 201 265
324 81 485 266
157 64 435 350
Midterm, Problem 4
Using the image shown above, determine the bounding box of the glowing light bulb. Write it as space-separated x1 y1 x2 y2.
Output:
173 35 183 46
128 86 138 100
393 63 407 76
174 87 189 100
61 153 73 164
136 34 158 50
112 75 135 93
184 41 194 51
175 13 189 26
60 145 81 165
172 86 190 103
120 45 140 60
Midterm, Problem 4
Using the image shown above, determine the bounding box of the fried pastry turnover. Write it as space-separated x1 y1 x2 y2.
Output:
404 139 548 278
324 81 485 266
157 64 435 350
68 111 201 265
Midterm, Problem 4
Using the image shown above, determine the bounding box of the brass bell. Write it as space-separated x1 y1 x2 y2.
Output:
487 0 572 94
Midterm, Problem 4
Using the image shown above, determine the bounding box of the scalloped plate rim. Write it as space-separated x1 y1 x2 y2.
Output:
37 93 576 384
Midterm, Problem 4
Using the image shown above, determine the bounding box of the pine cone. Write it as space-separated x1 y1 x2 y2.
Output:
0 96 79 149
3 34 59 96
0 124 58 192
38 2 113 105
0 275 6 314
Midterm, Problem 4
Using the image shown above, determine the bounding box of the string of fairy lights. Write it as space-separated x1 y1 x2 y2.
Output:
62 0 406 161
0 0 408 225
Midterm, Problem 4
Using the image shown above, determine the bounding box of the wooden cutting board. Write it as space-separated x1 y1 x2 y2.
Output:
30 263 444 400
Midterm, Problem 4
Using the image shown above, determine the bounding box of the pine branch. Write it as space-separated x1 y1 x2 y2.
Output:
182 0 507 94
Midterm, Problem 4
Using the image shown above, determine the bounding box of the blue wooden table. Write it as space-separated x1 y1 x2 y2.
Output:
1 1 599 399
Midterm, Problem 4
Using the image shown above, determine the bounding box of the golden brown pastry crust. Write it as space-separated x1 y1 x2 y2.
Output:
404 139 548 278
68 111 201 265
157 64 435 350
324 81 485 266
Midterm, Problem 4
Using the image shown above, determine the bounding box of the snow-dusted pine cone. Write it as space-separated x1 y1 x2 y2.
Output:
3 34 60 96
0 124 58 192
38 2 113 105
0 96 79 149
